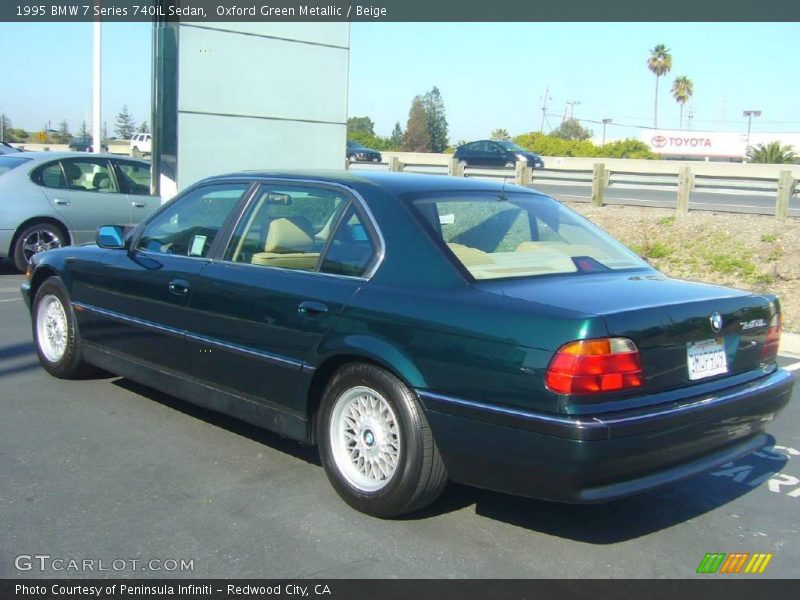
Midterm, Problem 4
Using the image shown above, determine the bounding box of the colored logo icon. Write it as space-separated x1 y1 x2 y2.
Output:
696 552 773 574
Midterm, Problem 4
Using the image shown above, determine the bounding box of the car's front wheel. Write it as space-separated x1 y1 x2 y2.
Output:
504 160 515 168
32 277 93 379
13 222 66 273
318 363 448 517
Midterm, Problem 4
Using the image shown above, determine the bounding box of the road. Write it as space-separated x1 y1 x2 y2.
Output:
0 263 798 579
351 163 800 217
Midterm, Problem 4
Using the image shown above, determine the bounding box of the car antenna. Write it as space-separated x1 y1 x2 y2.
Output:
498 176 509 201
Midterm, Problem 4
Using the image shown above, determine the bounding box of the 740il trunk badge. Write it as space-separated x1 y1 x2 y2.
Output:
710 311 723 332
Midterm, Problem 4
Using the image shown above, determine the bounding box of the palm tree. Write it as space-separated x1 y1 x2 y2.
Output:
671 76 694 129
746 141 798 164
490 128 511 141
647 44 672 129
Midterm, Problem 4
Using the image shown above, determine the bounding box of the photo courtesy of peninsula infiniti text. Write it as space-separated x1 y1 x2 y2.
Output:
21 170 793 517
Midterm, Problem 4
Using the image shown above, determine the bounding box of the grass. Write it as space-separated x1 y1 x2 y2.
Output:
761 233 778 243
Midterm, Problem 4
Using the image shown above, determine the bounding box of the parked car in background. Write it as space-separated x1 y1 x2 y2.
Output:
21 170 792 517
346 141 382 163
130 133 152 157
0 152 159 271
68 136 109 153
454 140 544 169
0 142 22 155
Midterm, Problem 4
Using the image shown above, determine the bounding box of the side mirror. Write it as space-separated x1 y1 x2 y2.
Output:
96 225 126 249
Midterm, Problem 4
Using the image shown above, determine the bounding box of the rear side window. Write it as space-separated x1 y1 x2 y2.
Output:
411 192 647 280
320 207 376 277
0 156 31 176
34 162 67 188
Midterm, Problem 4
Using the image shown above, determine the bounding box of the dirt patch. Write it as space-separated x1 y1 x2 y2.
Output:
567 202 800 332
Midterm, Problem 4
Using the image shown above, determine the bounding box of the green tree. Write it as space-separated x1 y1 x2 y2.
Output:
490 128 511 141
422 86 448 153
114 105 136 140
390 122 404 147
1 115 14 142
403 95 431 152
550 118 592 141
138 121 150 134
53 120 71 143
671 76 694 129
78 121 89 138
347 116 375 137
746 141 797 164
647 44 672 129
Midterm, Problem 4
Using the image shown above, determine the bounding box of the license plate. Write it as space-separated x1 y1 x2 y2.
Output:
687 338 728 381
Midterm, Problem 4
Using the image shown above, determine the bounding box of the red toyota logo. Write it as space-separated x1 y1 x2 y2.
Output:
651 135 667 148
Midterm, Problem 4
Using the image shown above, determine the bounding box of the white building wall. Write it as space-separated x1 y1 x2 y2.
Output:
174 23 349 192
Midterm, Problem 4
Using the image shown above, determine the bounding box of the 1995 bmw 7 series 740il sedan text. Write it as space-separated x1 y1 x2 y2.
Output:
21 171 793 517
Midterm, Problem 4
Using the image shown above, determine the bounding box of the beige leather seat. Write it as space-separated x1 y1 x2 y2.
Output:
251 218 319 269
447 243 494 266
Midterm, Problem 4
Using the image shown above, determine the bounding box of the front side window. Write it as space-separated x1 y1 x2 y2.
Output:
115 160 151 195
136 183 248 257
225 185 348 270
411 192 648 280
60 159 119 193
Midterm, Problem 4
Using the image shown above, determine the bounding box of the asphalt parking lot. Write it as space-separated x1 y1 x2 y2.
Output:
0 261 798 579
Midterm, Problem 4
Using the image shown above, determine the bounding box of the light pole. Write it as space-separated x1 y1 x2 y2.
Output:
92 8 102 154
601 118 612 146
742 110 761 151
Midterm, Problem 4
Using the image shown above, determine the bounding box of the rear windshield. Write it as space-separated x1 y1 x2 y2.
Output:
410 192 647 280
0 156 30 176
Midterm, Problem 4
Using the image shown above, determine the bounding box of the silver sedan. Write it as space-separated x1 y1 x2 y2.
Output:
0 152 161 271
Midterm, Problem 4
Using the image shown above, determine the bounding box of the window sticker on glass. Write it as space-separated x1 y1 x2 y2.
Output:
189 235 207 257
439 213 455 225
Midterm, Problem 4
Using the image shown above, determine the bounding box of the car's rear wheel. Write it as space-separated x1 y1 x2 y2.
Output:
13 222 66 273
131 146 142 158
32 277 93 379
317 363 448 517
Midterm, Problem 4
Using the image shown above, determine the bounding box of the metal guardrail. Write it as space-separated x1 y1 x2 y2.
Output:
353 157 798 220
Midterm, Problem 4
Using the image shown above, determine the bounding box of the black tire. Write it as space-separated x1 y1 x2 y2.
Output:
13 222 67 273
504 160 515 168
131 147 142 158
458 159 469 170
317 363 448 518
32 277 93 379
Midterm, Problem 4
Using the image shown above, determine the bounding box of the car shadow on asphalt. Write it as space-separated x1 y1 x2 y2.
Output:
109 375 786 542
411 451 787 543
111 378 321 467
0 259 20 276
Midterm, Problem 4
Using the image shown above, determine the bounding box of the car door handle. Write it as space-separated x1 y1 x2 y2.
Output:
132 201 146 208
168 279 190 296
54 198 70 206
298 300 328 317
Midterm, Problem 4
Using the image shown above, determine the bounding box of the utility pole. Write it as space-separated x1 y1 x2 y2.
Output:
565 100 580 122
539 87 552 134
686 107 695 131
0 113 4 142
601 118 612 146
743 110 761 151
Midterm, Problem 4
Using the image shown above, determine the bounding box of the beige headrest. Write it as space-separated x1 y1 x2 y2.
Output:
264 218 314 253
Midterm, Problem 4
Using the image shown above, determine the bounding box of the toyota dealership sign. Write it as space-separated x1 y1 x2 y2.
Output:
641 129 800 160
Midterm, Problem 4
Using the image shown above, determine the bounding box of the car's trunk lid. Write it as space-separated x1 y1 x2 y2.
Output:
475 272 777 394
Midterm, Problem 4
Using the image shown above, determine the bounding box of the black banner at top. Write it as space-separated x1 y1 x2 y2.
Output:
4 0 800 22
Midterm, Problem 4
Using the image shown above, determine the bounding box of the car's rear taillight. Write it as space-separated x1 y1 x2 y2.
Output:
545 338 644 395
761 313 781 361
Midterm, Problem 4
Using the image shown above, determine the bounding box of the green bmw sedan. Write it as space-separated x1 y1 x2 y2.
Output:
21 171 793 517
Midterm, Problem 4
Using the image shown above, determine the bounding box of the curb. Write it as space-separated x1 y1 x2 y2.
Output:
780 332 800 359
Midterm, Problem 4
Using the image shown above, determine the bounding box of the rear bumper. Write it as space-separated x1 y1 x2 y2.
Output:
419 368 793 503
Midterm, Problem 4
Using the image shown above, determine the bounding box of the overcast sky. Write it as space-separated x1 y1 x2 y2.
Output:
2 21 798 142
